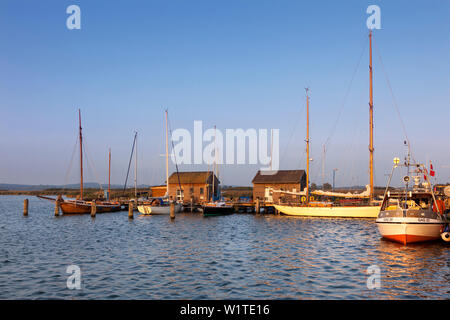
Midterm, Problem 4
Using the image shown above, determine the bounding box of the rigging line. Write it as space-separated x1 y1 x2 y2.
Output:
63 134 79 191
167 111 182 193
281 98 306 164
372 37 416 162
83 139 104 191
123 132 137 192
324 36 368 148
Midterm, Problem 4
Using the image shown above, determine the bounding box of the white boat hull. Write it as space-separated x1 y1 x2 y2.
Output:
273 204 380 218
137 203 182 215
376 217 445 244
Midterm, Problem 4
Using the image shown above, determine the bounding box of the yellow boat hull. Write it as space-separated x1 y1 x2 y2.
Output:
273 204 380 218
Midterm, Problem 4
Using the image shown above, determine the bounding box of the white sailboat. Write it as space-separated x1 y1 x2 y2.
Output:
273 31 380 218
138 110 182 215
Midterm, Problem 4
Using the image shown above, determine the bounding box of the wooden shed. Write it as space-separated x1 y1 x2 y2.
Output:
252 170 306 204
168 171 219 204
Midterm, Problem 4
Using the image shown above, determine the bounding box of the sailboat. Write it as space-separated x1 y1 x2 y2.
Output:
137 110 182 215
376 153 448 244
202 126 234 216
273 31 380 218
38 110 121 214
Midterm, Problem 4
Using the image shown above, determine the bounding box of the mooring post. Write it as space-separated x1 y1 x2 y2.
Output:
170 202 175 219
23 199 29 216
255 198 260 214
90 200 96 217
190 198 194 213
54 199 60 216
128 201 134 219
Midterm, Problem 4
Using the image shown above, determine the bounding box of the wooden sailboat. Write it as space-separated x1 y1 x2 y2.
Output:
38 110 121 214
273 31 380 218
137 110 182 215
202 126 234 216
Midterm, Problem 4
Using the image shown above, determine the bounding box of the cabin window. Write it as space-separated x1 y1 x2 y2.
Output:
200 188 204 195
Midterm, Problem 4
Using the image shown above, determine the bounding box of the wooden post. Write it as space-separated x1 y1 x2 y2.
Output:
170 202 175 219
255 198 260 214
23 199 29 216
128 202 134 219
190 198 193 212
90 200 96 217
54 200 60 216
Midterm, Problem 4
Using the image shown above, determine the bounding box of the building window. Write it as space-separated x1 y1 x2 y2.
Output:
200 187 204 195
190 187 194 194
176 189 184 201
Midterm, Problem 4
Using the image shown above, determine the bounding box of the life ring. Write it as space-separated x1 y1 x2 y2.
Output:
309 196 314 202
441 232 450 242
301 196 306 202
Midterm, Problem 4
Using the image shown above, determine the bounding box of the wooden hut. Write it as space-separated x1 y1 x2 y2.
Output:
168 171 219 204
252 170 306 204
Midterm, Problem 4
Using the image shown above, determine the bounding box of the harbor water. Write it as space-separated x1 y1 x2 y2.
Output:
0 195 448 299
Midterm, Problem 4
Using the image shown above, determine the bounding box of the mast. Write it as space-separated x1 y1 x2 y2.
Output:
78 109 83 200
305 88 310 204
212 125 216 201
135 132 138 199
108 148 111 200
369 30 374 202
165 110 169 198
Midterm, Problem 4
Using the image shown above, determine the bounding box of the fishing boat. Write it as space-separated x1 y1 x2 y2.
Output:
137 110 182 215
202 126 234 216
37 110 121 214
376 155 448 245
273 31 380 218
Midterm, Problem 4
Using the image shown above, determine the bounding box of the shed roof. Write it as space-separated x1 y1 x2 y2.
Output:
168 171 219 184
252 170 305 184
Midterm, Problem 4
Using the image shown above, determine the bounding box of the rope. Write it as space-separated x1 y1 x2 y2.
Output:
123 132 137 192
372 36 415 163
63 134 79 191
83 138 104 191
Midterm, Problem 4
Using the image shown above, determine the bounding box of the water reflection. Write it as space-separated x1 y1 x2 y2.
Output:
0 196 448 299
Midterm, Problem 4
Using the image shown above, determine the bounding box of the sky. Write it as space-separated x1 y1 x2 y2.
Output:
1 0 449 187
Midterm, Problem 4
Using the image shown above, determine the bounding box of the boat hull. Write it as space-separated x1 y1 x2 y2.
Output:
137 203 183 215
59 201 121 214
203 206 234 216
273 204 380 218
376 218 444 245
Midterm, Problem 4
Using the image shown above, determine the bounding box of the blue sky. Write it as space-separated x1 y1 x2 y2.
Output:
1 0 449 187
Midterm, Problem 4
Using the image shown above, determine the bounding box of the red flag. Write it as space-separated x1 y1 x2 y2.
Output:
430 162 435 177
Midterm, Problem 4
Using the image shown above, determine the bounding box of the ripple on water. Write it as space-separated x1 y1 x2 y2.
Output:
0 196 449 299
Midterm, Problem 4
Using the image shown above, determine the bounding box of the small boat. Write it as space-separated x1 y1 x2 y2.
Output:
201 125 234 217
137 110 183 215
37 110 121 214
138 198 182 215
376 156 448 245
202 201 234 216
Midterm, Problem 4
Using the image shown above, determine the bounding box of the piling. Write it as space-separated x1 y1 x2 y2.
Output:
54 200 60 216
90 200 96 217
190 198 194 213
255 199 260 214
128 202 134 219
23 199 29 216
170 202 175 219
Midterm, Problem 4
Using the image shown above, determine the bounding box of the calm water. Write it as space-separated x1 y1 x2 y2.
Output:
0 195 448 299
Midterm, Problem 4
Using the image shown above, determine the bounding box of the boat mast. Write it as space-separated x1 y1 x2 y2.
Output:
108 148 111 200
369 30 374 202
135 132 138 199
305 88 310 204
212 125 216 201
165 110 169 198
78 109 83 200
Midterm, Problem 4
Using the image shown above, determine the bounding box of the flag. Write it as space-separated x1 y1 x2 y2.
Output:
430 162 435 177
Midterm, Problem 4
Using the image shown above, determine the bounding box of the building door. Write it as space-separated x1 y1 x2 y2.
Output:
264 187 273 203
